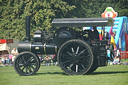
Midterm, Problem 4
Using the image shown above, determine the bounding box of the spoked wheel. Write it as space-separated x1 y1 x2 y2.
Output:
14 51 40 76
57 39 94 75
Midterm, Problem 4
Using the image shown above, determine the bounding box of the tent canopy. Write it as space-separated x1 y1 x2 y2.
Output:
0 43 9 51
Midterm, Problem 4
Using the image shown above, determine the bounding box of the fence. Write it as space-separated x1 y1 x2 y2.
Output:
120 51 128 59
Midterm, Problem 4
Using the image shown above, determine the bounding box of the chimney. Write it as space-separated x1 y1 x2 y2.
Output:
25 16 31 41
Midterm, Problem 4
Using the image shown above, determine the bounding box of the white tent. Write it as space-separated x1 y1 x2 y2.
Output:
0 43 10 51
0 43 10 57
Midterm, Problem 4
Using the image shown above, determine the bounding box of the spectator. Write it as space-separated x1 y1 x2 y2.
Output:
0 58 2 66
11 48 19 64
110 33 116 61
52 54 56 66
109 27 116 61
8 54 13 65
116 49 120 57
5 56 9 65
44 55 51 66
38 55 44 65
1 56 5 66
113 56 121 65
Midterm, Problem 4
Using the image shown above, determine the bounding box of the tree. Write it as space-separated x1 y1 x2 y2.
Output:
63 0 128 18
0 0 128 40
0 0 75 40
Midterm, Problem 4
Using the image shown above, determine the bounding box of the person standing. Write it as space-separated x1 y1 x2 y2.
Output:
92 26 100 40
109 27 116 61
109 32 116 61
116 49 120 57
11 48 19 64
8 54 13 65
91 26 100 60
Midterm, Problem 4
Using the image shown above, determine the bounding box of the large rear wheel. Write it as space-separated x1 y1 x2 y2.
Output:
57 39 94 75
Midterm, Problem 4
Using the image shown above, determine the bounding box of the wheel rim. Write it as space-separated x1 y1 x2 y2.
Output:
14 52 39 76
58 39 93 75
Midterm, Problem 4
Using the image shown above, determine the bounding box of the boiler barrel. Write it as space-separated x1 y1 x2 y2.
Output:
18 41 31 53
18 41 57 54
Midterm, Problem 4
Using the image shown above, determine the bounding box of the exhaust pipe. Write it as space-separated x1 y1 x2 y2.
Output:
25 16 31 41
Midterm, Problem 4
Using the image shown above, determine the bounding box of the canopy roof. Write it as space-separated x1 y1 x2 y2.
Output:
52 18 114 27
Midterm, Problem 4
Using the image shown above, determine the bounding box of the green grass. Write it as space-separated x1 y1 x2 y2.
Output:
0 60 128 85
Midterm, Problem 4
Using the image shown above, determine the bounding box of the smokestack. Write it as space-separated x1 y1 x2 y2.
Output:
25 16 31 41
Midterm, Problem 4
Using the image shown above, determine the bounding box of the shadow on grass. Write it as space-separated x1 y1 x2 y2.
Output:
35 72 67 76
35 71 128 76
92 71 128 75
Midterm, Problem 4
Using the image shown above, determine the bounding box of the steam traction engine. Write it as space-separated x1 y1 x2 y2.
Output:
14 16 114 76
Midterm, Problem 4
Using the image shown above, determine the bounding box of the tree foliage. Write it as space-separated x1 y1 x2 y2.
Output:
63 0 128 18
0 0 128 40
0 0 75 40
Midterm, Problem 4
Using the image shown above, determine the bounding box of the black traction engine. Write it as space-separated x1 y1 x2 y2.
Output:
14 16 114 76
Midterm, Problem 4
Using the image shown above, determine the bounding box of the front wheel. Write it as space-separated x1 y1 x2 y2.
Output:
14 51 40 76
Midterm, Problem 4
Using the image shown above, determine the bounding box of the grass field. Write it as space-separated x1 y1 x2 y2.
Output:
0 59 128 85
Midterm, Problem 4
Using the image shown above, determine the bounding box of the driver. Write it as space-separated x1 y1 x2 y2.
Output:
92 26 99 40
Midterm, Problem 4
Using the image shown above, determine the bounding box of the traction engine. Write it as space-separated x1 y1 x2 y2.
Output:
14 16 114 76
